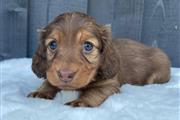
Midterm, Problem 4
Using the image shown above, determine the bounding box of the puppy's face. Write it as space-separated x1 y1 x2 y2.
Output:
46 29 101 89
32 12 118 90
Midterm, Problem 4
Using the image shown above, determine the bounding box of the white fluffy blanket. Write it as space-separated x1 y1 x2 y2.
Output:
1 58 180 120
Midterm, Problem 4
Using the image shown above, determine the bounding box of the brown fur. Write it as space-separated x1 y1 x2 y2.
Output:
28 12 171 107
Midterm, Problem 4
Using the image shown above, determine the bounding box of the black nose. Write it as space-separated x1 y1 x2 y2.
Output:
57 69 75 82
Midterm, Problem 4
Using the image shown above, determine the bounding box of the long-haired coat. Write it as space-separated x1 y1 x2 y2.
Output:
28 12 171 107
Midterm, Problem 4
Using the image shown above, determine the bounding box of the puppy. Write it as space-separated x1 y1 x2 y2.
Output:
28 12 171 107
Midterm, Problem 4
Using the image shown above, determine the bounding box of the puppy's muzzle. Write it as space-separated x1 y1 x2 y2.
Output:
57 69 76 83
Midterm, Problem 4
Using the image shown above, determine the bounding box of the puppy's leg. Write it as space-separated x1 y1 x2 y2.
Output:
66 79 120 107
147 49 171 84
147 72 170 84
28 80 60 99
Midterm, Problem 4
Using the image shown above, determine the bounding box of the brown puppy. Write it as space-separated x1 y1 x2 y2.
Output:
28 12 171 107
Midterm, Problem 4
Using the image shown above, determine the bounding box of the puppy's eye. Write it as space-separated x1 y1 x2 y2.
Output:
48 40 57 51
83 41 94 53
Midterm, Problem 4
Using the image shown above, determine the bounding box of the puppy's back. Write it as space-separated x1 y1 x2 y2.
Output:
113 39 171 85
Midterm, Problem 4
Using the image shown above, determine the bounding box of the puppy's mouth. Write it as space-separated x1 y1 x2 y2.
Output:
49 77 75 90
56 77 92 90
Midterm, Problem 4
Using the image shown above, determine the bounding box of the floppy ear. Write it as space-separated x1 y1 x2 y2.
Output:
32 31 48 78
96 25 119 80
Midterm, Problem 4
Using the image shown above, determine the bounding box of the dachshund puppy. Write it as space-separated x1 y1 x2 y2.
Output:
28 12 171 107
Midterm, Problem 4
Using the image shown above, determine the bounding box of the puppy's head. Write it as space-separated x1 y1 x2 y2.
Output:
32 12 119 90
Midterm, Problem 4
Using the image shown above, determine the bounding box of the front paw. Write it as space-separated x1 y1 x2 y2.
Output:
27 91 55 99
65 99 90 107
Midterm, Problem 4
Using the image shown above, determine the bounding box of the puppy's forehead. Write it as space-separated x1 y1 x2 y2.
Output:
44 12 102 49
51 13 97 34
46 13 97 37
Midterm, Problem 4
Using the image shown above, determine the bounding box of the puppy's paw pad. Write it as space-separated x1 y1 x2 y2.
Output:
65 99 90 107
27 91 54 99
